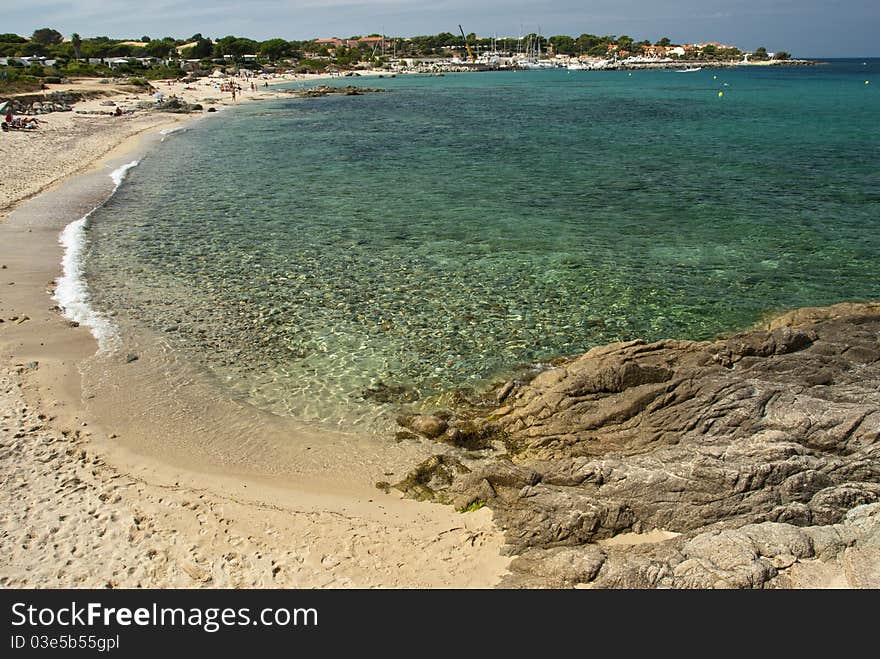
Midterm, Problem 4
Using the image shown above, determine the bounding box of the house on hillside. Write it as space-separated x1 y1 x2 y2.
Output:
354 36 392 51
313 36 393 54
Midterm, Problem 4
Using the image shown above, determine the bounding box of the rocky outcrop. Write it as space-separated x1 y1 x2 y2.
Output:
503 503 880 588
284 85 386 98
394 302 880 587
10 91 82 114
152 97 203 113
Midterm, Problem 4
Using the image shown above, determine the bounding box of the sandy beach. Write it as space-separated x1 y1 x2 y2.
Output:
0 71 383 214
4 65 877 591
0 76 511 588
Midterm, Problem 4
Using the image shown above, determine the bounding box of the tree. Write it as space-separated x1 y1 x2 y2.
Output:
259 38 291 60
32 28 64 45
184 38 213 59
702 44 718 59
71 33 82 60
213 35 258 58
22 41 48 57
633 39 651 54
108 44 133 58
656 37 671 47
773 51 791 60
141 35 151 43
145 39 175 58
0 33 27 43
753 46 769 61
549 35 576 55
80 39 108 59
575 33 599 52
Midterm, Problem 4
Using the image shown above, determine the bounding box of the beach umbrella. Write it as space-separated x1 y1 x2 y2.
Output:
0 101 9 114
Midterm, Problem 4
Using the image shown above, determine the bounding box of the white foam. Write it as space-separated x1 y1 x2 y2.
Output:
110 160 139 187
159 126 186 141
53 160 140 353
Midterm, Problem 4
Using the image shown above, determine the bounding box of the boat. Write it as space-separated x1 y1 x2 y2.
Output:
515 32 559 69
675 67 702 73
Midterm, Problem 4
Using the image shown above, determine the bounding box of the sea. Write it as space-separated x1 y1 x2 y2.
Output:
72 59 880 432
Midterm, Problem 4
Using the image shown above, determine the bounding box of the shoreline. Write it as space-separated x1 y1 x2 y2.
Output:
0 83 511 588
0 69 392 218
2 65 877 588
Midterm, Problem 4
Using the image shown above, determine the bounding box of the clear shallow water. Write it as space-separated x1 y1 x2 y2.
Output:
85 60 880 430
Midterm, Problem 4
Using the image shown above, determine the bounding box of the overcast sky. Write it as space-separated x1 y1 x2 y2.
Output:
4 1 877 57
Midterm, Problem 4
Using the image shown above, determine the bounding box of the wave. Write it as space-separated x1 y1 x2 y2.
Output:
53 160 140 353
159 126 187 141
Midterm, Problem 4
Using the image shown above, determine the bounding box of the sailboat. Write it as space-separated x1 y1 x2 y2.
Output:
516 32 556 69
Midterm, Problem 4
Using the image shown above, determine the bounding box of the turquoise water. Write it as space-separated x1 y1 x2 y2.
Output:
85 60 880 430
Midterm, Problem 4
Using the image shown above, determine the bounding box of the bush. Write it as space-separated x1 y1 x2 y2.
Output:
61 61 112 77
295 58 327 73
142 65 184 80
0 67 42 92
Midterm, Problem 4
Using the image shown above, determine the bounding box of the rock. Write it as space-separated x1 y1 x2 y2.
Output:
504 546 607 588
440 419 497 450
154 97 203 113
361 381 420 403
495 381 516 404
392 430 418 443
287 85 386 99
396 414 447 439
125 354 139 364
396 302 880 588
393 455 470 502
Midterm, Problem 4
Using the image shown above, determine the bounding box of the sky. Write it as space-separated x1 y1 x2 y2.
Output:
4 0 878 57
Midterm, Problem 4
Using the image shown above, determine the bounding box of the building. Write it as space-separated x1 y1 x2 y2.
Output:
643 45 671 58
313 36 393 53
313 38 345 48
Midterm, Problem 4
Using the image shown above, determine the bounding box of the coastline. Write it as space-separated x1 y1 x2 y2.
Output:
0 69 390 218
2 64 877 589
0 83 511 587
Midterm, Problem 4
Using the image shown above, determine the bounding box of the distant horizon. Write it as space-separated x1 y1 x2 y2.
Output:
3 29 880 61
3 1 878 59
